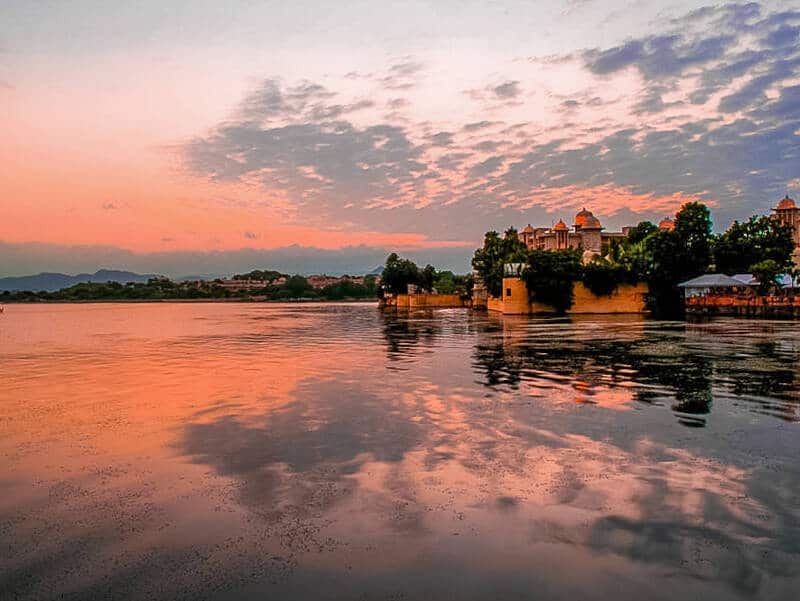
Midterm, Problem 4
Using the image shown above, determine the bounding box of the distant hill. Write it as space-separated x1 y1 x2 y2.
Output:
367 265 384 276
0 269 159 292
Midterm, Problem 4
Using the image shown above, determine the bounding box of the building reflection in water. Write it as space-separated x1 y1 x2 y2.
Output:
1 304 799 600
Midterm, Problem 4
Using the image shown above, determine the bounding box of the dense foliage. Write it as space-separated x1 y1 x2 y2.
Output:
626 221 659 245
471 228 528 297
643 203 714 317
381 253 421 294
419 264 437 293
1 275 381 303
431 270 473 295
522 249 582 314
381 253 472 296
674 202 714 276
749 260 782 295
581 260 636 297
318 278 379 300
713 216 795 274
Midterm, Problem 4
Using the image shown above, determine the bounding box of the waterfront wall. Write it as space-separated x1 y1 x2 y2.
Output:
486 296 505 313
486 278 649 315
686 295 800 318
381 293 470 310
571 282 649 314
472 283 489 309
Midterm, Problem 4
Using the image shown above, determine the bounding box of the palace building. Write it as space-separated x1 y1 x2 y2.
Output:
773 194 800 266
517 208 634 255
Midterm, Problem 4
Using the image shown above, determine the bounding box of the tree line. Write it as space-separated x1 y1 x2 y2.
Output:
380 253 474 297
472 202 796 317
1 274 381 302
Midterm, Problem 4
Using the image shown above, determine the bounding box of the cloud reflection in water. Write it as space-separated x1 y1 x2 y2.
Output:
1 304 798 599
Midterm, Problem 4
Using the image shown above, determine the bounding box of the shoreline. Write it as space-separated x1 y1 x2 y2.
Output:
0 297 381 305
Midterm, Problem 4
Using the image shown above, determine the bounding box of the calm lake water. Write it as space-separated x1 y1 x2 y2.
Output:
1 303 799 600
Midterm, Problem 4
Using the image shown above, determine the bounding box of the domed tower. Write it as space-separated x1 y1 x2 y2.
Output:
574 208 593 231
553 219 569 249
579 214 602 253
519 224 535 249
773 195 800 266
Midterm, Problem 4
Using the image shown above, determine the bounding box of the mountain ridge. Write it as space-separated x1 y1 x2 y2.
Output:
0 270 160 292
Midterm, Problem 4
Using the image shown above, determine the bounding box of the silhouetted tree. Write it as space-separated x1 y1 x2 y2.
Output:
382 253 420 294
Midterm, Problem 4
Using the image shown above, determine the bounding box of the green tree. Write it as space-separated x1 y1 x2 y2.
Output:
582 259 629 297
363 274 378 297
471 228 528 297
750 259 782 295
645 202 713 318
320 281 370 300
522 249 582 314
713 216 795 274
433 270 456 294
419 264 437 293
674 201 713 275
382 253 420 294
627 221 659 245
280 275 314 298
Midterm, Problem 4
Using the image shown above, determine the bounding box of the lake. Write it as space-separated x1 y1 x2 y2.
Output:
1 303 799 600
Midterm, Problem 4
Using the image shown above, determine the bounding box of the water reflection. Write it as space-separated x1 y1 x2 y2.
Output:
468 314 800 425
1 304 799 600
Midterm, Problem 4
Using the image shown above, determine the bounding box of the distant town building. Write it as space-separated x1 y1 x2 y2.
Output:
217 279 267 290
217 274 375 291
517 208 632 255
772 195 800 266
306 275 373 289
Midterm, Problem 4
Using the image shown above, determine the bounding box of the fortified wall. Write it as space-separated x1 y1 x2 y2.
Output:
486 277 649 315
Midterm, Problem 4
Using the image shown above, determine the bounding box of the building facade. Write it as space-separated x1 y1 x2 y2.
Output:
772 195 800 266
517 208 632 255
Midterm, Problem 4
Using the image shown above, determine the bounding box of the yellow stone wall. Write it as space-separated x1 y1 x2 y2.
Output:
571 282 649 314
383 293 468 309
487 296 505 313
486 278 649 314
498 278 532 315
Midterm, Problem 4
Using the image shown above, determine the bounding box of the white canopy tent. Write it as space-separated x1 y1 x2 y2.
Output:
678 274 753 298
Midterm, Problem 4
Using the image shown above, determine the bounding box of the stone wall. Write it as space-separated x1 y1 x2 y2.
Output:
486 296 505 313
486 278 649 315
495 278 532 314
382 293 469 310
571 282 649 314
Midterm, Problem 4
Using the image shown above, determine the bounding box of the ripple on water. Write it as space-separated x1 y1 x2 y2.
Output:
0 305 799 600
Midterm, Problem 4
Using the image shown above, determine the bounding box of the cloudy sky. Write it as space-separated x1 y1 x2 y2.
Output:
1 0 799 276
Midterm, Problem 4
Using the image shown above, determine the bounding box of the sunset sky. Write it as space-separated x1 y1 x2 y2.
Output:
2 0 799 276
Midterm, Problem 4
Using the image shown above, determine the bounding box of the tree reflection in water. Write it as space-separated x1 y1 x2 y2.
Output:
2 305 799 600
470 313 800 425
